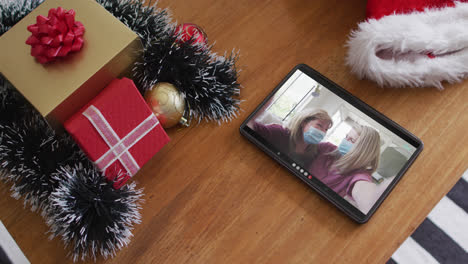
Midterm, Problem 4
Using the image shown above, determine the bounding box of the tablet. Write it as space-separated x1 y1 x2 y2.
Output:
240 64 423 223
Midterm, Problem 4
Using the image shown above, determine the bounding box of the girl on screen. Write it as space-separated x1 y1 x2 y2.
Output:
308 125 381 213
247 109 333 168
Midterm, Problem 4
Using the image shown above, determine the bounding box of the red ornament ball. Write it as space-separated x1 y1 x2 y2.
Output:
25 7 85 64
174 23 207 47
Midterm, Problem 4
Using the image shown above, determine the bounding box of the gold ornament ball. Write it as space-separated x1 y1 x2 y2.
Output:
144 82 185 128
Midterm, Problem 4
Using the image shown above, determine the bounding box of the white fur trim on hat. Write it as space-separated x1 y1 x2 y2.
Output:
346 1 468 89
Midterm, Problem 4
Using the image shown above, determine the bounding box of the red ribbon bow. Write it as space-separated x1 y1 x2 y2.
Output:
25 7 85 64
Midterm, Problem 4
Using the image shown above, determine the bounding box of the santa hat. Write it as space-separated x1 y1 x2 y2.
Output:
346 0 468 89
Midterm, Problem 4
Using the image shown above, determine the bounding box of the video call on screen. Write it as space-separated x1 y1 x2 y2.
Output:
247 70 417 214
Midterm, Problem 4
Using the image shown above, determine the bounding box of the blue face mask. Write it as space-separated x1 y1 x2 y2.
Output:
303 127 325 145
338 139 354 156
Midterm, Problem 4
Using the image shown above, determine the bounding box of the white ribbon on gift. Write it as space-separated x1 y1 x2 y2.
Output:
83 105 159 176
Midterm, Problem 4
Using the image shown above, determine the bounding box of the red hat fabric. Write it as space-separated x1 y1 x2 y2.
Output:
346 0 468 88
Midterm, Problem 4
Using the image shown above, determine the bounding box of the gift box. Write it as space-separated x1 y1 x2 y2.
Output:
0 0 142 128
64 78 170 188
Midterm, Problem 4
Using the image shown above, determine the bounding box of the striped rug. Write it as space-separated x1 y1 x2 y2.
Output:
388 169 468 264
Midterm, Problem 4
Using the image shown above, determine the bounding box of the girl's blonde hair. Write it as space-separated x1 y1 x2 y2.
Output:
332 125 381 175
287 109 333 157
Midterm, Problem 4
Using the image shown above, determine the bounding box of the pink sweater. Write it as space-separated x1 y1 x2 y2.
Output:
308 143 372 199
251 122 318 168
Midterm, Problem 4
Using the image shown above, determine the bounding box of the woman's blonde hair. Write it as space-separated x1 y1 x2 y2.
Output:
287 109 333 156
332 125 381 175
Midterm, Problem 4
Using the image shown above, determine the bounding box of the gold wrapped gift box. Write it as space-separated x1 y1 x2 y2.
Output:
0 0 142 128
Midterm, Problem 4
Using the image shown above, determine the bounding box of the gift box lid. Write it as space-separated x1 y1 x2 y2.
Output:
65 78 170 187
0 0 142 126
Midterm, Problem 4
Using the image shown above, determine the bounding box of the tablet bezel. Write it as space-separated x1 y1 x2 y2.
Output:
240 64 423 223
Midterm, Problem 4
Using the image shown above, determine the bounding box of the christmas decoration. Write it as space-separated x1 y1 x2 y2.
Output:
65 78 170 189
174 23 207 47
95 0 171 43
95 0 240 123
346 0 468 89
0 0 143 126
47 164 143 261
0 0 241 261
144 82 186 128
134 34 240 123
26 7 85 64
0 0 43 36
0 78 35 126
0 117 81 212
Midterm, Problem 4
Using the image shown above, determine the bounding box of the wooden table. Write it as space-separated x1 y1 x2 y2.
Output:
1 0 467 263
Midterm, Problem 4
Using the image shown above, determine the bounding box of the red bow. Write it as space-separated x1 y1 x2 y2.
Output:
26 7 85 64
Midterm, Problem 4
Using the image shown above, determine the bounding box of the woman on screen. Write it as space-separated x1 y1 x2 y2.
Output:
247 109 333 168
308 125 381 213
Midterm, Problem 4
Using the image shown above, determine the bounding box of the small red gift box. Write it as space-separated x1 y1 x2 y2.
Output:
64 78 170 188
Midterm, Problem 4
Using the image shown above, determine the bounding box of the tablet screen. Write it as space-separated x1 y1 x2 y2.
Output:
243 67 421 218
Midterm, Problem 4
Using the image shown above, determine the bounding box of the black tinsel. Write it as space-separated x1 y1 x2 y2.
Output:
134 34 241 122
0 0 44 37
0 117 82 212
0 77 35 126
96 0 241 123
95 0 172 43
47 164 143 261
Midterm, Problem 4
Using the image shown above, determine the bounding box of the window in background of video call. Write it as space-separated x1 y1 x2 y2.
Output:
248 70 417 214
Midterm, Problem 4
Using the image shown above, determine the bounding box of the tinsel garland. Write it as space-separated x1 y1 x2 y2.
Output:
47 164 143 261
134 35 240 122
0 80 144 261
0 77 34 125
0 0 43 36
96 0 241 123
96 0 172 43
0 0 241 261
0 119 76 212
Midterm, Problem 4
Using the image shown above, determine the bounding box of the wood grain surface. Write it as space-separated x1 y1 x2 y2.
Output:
1 0 468 263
